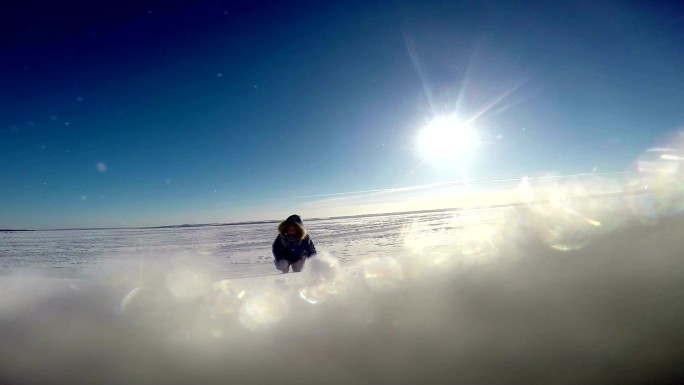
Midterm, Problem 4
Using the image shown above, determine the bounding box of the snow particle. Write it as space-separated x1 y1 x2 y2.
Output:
166 270 209 301
239 292 290 331
217 73 223 78
96 162 107 173
362 257 404 292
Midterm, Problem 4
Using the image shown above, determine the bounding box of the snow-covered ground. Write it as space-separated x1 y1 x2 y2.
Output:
0 209 486 277
2 196 684 384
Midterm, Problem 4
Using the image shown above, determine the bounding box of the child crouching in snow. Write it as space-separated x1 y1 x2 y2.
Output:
272 214 316 273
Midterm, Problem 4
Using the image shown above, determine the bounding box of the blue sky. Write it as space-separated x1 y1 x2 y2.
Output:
1 0 683 229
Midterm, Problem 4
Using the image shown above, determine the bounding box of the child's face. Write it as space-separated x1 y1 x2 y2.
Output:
287 225 297 235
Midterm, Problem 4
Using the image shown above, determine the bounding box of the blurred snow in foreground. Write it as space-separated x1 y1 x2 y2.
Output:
2 166 684 384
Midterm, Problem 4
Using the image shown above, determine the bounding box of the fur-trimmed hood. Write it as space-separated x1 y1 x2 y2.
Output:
277 214 307 241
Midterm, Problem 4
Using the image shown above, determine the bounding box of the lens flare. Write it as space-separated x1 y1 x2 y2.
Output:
120 287 142 312
212 279 247 315
299 283 335 304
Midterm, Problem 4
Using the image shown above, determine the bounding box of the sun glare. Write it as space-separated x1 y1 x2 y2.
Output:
418 115 477 162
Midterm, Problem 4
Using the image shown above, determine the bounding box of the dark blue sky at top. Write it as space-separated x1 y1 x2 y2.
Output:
1 0 683 229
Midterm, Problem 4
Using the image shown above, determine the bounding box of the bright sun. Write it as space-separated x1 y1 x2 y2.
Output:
417 115 477 162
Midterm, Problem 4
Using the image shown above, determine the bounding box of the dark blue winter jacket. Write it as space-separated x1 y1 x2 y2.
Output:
272 233 317 263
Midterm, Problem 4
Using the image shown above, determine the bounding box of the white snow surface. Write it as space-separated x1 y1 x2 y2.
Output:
1 203 684 385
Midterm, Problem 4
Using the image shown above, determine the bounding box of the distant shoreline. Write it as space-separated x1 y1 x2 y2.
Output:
0 229 34 232
4 206 499 232
8 207 462 232
6 189 634 232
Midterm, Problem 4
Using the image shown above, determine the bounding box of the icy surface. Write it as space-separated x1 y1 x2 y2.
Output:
0 210 474 277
